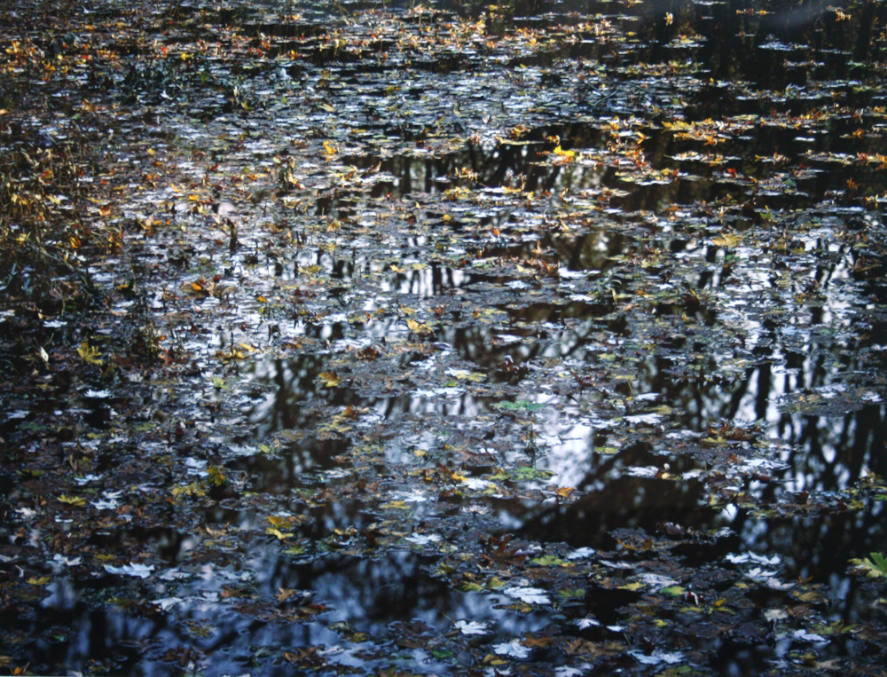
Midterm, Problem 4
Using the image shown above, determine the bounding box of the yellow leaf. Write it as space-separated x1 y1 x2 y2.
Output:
450 369 485 382
268 514 297 529
406 318 432 335
27 576 51 585
76 341 103 365
171 482 206 497
266 527 294 540
712 232 741 248
318 371 340 387
58 494 86 507
207 466 226 486
323 140 338 157
555 486 575 499
552 144 577 161
619 581 645 591
380 500 409 510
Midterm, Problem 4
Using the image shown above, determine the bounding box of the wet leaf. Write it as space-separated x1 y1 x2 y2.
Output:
406 318 433 335
660 585 685 597
493 400 546 412
76 341 103 365
266 527 294 540
711 233 741 248
502 585 550 605
103 562 154 578
379 500 409 510
58 494 86 507
850 552 887 578
530 555 568 567
493 638 531 659
317 372 340 387
207 465 226 486
454 620 490 635
629 649 685 665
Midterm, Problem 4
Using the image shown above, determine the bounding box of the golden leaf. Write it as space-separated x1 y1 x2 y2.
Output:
406 318 432 335
76 341 103 365
318 372 340 387
266 527 294 540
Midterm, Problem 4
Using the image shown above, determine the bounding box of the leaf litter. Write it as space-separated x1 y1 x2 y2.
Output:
1 0 886 674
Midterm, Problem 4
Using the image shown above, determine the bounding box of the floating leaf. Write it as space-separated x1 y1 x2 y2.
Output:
406 318 433 335
207 465 226 486
850 552 887 578
493 639 531 659
317 372 340 387
379 500 409 510
502 586 550 605
493 400 546 412
455 620 489 636
266 527 293 540
555 486 574 499
660 585 685 597
76 341 103 365
711 232 741 248
58 494 87 507
629 649 685 665
557 588 585 601
268 514 297 530
103 562 155 578
530 555 568 567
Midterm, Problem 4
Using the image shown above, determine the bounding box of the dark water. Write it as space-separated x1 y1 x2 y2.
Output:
2 0 886 673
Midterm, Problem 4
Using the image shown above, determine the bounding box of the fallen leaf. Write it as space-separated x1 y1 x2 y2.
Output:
76 341 103 365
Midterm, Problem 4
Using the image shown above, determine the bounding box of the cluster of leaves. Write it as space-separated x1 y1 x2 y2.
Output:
1 0 886 674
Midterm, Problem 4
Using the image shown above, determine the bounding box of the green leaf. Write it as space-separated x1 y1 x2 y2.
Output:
849 553 887 578
661 585 685 597
530 554 568 567
870 551 887 572
514 466 554 481
557 588 585 601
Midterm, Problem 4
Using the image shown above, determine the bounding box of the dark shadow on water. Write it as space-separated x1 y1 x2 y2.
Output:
25 549 552 675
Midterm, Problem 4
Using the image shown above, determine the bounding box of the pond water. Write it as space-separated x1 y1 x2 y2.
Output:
1 0 886 673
